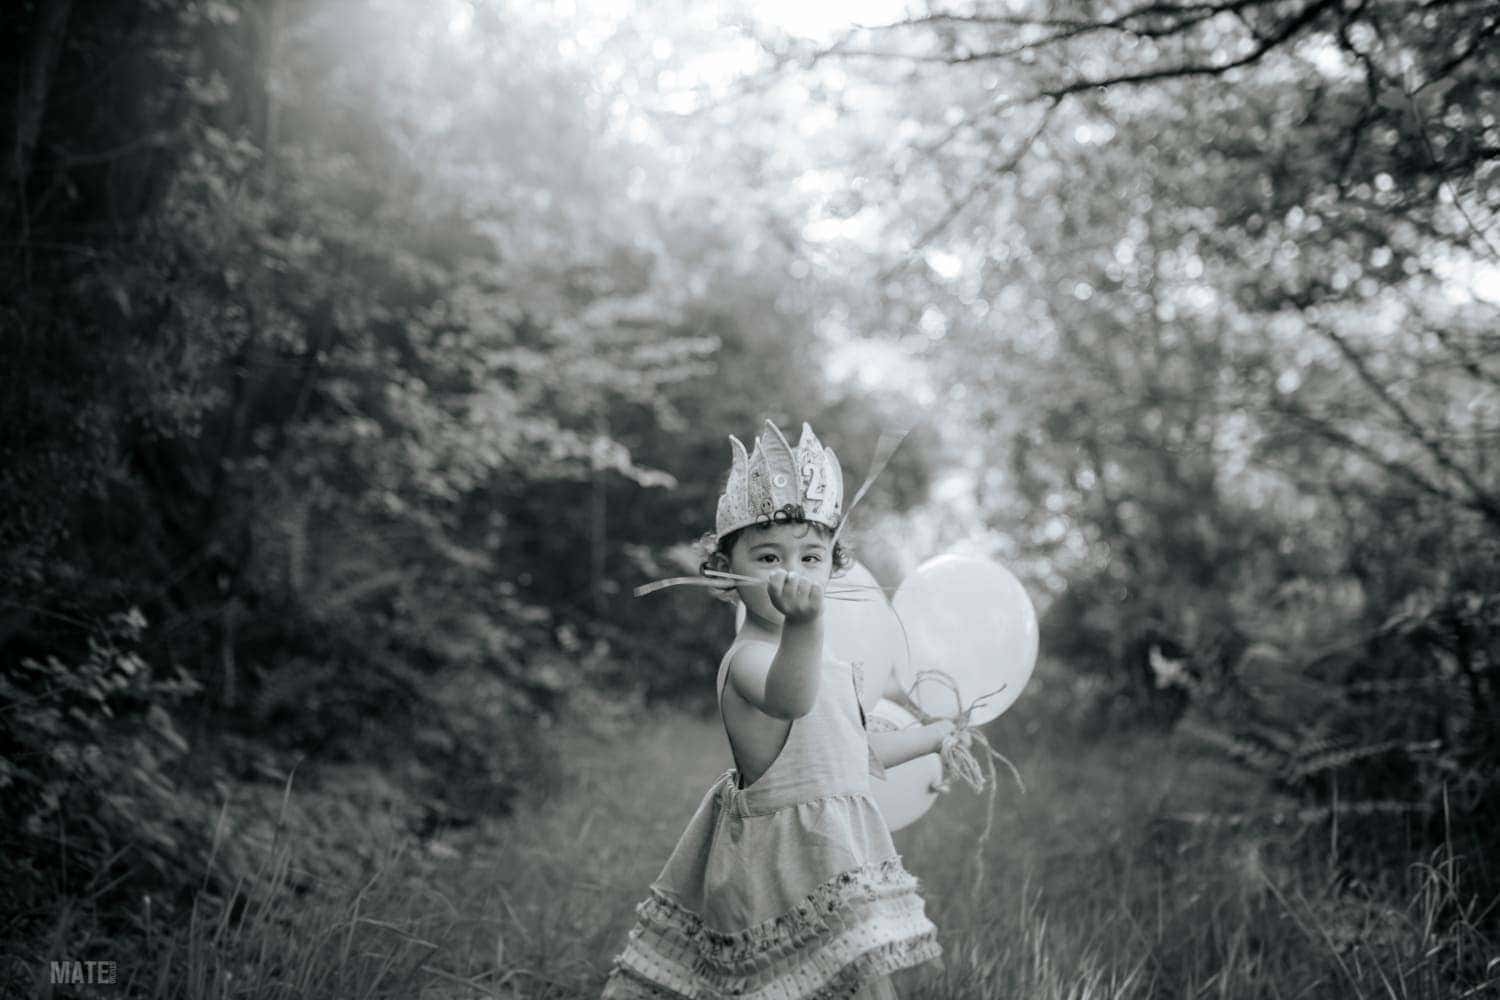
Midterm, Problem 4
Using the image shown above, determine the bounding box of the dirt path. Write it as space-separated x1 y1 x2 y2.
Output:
406 696 1269 998
413 707 733 996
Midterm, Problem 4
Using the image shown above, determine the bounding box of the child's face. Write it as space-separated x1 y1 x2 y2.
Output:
727 521 836 627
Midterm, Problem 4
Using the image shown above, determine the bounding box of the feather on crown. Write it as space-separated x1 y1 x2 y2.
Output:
715 420 843 541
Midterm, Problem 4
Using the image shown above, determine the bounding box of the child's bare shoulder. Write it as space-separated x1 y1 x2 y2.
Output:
722 638 776 698
723 637 775 675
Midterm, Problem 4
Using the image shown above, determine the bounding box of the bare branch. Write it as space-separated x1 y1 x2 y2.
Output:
1403 65 1500 261
1311 323 1500 524
1423 321 1500 389
857 1 1282 43
819 0 1344 189
891 102 1059 269
823 0 1337 84
1267 394 1484 517
1412 8 1500 93
825 10 1220 66
1028 0 1342 101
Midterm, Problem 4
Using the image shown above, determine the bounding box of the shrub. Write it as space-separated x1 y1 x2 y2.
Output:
0 609 207 935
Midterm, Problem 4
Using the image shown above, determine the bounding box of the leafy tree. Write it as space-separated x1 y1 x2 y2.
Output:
0 2 942 963
737 0 1500 853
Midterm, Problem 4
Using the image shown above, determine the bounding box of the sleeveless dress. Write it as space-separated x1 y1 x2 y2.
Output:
601 641 942 999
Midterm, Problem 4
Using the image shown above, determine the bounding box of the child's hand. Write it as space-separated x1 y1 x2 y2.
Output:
933 719 971 755
767 569 823 624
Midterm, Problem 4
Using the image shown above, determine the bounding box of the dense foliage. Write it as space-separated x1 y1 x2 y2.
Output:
2 0 1495 991
796 0 1499 878
0 0 929 961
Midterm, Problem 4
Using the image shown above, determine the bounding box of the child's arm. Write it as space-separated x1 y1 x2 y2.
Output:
868 720 959 769
729 570 825 719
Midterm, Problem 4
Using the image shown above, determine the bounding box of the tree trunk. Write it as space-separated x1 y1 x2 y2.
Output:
1 0 74 229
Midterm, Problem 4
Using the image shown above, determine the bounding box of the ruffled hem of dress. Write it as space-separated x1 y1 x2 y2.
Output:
651 856 918 959
600 857 941 1000
602 929 942 1000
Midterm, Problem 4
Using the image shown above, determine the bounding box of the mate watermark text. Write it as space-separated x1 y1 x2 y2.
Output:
50 960 117 986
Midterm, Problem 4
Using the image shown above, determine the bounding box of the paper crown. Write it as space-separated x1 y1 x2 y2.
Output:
715 420 844 541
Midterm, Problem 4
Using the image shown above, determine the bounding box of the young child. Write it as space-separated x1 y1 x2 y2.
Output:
602 419 954 1000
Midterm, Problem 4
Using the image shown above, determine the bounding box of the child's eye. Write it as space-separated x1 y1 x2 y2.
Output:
757 554 779 563
803 554 823 564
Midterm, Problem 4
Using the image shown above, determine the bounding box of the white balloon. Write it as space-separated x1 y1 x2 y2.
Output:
891 554 1038 726
824 561 905 712
866 700 942 832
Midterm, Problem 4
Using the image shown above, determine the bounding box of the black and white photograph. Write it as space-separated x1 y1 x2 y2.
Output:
3 1 1498 997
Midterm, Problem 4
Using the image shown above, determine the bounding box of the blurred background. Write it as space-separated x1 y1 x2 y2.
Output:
2 1 1496 997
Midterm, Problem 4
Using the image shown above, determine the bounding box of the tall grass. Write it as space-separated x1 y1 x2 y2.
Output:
25 693 1496 999
900 709 1498 999
30 701 726 999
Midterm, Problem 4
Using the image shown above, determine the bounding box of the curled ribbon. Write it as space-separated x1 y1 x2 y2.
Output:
903 669 1025 796
898 667 1025 908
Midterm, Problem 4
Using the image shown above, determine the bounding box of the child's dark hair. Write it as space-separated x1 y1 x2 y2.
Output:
699 506 853 581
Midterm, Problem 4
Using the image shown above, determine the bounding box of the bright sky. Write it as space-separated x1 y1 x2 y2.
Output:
662 0 916 98
750 0 913 39
538 0 915 42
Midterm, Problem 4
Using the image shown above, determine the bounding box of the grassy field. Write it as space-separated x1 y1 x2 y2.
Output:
61 685 1498 999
